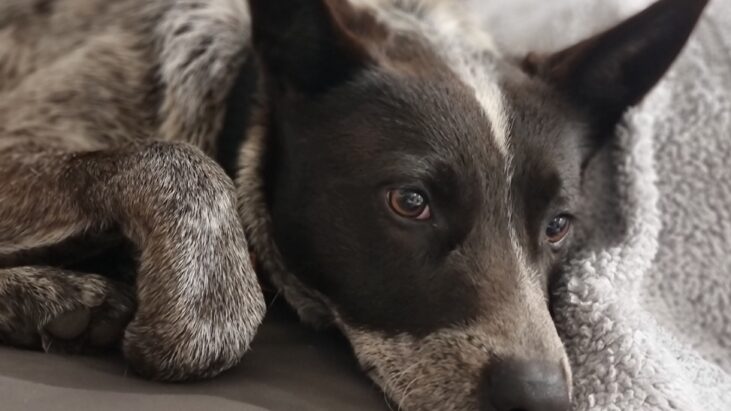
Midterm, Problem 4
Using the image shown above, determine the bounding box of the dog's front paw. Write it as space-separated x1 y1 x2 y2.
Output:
42 276 135 354
121 285 266 381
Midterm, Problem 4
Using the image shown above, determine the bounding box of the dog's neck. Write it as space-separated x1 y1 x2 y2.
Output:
215 57 260 178
234 103 335 327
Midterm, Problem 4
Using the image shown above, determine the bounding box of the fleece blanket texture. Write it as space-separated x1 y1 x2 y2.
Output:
471 0 731 409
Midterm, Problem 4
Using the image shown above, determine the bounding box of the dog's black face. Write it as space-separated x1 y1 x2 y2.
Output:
267 69 582 333
241 0 708 409
263 63 582 411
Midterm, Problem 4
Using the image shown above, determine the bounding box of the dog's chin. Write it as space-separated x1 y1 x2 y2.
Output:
341 325 486 411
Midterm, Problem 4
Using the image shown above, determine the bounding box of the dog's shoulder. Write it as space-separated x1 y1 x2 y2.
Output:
0 0 252 153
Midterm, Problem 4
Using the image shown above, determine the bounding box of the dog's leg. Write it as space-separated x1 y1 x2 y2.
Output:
0 140 266 380
0 267 134 353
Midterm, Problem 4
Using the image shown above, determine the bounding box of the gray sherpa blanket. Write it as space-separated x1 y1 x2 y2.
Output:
472 0 731 409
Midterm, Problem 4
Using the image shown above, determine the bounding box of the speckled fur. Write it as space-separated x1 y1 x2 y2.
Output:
0 0 265 381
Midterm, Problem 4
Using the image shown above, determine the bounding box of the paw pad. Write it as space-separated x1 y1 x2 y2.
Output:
45 309 91 340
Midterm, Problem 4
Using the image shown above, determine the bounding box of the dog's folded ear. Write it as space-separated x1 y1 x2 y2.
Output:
247 0 373 95
523 0 709 130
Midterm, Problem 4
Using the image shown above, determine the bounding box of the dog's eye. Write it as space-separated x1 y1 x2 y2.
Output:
387 189 431 220
546 215 571 245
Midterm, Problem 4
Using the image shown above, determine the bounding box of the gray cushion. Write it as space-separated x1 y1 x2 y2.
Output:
0 303 386 411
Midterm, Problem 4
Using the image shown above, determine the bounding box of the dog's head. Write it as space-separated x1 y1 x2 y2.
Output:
237 0 707 409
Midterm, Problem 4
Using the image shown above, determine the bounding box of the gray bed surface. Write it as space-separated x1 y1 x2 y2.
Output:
0 302 386 411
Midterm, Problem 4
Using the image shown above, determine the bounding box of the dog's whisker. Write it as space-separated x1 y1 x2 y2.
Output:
398 373 426 411
384 391 397 411
267 290 281 309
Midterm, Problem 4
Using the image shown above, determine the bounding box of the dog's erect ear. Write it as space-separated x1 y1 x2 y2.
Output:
247 0 373 95
524 0 709 129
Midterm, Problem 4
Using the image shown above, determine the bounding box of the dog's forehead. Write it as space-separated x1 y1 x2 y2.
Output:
315 61 513 189
365 70 502 158
324 0 577 196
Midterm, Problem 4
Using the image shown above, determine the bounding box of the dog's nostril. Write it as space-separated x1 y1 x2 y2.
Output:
479 358 570 411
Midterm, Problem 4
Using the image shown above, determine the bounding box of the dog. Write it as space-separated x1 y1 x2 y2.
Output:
0 0 708 409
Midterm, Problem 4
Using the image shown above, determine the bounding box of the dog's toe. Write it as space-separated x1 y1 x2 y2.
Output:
88 285 136 347
41 276 136 353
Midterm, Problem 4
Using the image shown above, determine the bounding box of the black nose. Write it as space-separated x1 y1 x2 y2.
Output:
480 358 570 411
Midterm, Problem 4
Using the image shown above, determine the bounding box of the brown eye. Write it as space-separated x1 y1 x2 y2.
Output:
546 215 571 244
387 189 431 220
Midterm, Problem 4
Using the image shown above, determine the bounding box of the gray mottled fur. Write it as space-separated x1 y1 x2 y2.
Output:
0 0 265 381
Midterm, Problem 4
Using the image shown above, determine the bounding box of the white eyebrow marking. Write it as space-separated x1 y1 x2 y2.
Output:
439 43 510 158
450 65 511 156
474 79 510 156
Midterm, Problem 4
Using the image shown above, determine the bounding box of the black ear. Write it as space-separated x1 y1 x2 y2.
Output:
248 0 373 95
524 0 709 129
